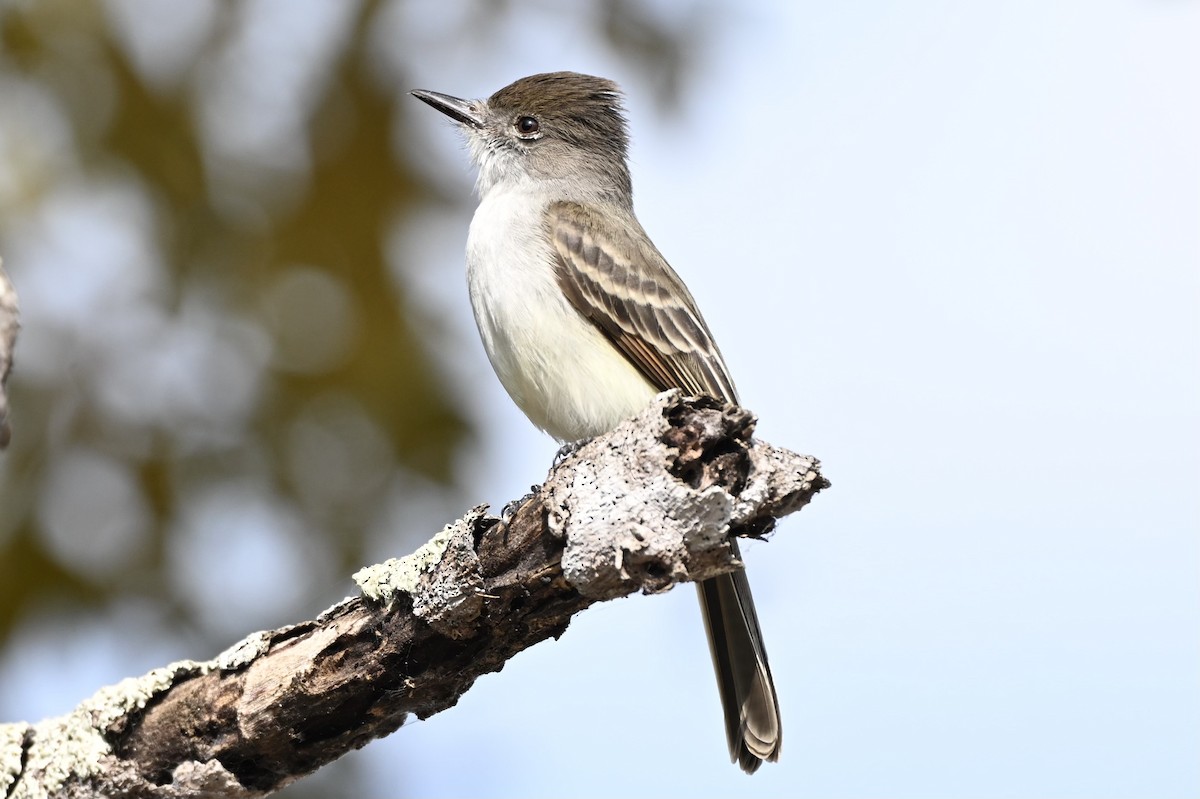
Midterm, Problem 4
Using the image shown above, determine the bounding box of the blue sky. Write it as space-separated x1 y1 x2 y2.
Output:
392 1 1200 796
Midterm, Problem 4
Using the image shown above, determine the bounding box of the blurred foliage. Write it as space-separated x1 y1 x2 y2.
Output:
0 0 711 793
1 0 465 643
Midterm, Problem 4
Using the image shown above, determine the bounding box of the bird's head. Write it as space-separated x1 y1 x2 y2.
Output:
412 71 632 202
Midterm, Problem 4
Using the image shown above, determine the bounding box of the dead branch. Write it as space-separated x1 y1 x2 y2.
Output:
0 391 828 798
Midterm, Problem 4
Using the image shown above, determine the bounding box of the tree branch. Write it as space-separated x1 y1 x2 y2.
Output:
0 392 828 798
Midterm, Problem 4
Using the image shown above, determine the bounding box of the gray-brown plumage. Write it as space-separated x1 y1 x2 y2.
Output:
412 71 782 772
549 198 782 773
548 202 739 402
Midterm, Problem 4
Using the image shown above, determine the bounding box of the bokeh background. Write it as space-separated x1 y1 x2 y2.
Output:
1 1 1197 797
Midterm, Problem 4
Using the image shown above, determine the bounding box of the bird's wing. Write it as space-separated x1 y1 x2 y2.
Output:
546 200 739 403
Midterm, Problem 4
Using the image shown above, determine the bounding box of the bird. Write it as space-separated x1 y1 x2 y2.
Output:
411 71 781 773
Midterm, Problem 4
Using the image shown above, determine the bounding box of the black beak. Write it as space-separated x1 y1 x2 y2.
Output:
410 90 484 128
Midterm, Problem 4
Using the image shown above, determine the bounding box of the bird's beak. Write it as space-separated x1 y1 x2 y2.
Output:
410 90 484 129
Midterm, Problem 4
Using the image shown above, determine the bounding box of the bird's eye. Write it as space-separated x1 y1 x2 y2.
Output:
515 116 540 137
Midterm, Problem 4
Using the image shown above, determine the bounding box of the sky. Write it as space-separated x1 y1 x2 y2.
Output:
3 0 1198 797
390 1 1200 797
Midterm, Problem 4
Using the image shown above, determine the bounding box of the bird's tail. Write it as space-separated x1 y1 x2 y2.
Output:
696 548 781 774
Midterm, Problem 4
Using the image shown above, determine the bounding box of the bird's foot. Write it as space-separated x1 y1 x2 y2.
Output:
500 485 540 524
553 437 593 467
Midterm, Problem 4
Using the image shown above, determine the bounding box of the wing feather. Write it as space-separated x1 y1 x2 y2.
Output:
547 201 739 403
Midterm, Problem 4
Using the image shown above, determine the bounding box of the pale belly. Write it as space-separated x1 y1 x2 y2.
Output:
465 190 657 441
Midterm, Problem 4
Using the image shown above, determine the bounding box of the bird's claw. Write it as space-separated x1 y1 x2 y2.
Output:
553 437 592 467
500 485 540 524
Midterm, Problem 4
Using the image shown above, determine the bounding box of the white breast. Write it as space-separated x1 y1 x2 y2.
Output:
465 184 657 441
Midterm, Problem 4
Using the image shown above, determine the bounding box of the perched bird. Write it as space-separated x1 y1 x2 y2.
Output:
411 71 780 772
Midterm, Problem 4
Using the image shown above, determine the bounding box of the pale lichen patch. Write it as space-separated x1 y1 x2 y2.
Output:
354 531 455 602
353 504 488 639
13 661 204 798
217 630 273 671
1 722 26 796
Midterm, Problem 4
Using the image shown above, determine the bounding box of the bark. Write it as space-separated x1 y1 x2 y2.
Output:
0 391 828 798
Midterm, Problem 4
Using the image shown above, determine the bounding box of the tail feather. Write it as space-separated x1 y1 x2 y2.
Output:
696 545 781 774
